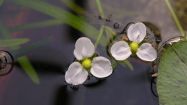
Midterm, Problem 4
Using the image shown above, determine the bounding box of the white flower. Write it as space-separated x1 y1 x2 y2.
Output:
110 22 157 62
65 37 113 85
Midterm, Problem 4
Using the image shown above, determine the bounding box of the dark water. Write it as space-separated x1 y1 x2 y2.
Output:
0 0 185 105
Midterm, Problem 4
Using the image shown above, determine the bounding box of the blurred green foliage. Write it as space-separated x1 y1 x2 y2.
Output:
0 39 29 48
0 0 4 6
173 0 187 30
12 0 100 42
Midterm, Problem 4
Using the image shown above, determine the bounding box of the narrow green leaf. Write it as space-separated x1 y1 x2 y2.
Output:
17 56 40 84
0 38 29 48
157 41 187 105
10 19 63 32
12 0 103 44
12 37 50 58
164 0 186 38
61 0 85 15
0 22 21 49
95 0 105 18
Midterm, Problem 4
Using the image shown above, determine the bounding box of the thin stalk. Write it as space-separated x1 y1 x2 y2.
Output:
95 25 104 49
164 0 186 39
61 0 86 15
96 0 105 18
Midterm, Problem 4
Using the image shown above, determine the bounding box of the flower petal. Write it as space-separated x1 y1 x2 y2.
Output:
74 37 95 60
65 62 88 85
90 56 113 78
127 22 146 43
110 41 131 61
136 43 157 61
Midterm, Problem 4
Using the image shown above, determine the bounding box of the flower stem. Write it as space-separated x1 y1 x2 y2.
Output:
164 0 186 39
95 25 104 49
96 0 105 18
95 0 133 70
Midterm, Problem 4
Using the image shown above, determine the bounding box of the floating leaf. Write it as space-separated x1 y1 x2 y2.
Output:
0 38 29 48
157 41 187 105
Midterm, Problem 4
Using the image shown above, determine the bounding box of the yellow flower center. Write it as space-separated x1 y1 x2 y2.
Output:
81 58 92 70
130 42 139 53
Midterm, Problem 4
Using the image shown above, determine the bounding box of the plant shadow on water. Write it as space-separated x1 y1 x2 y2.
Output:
15 60 66 75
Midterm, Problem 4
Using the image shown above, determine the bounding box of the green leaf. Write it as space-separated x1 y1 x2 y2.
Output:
17 56 40 84
0 38 29 48
61 0 85 15
157 41 187 105
12 37 50 58
10 19 64 32
0 22 20 49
